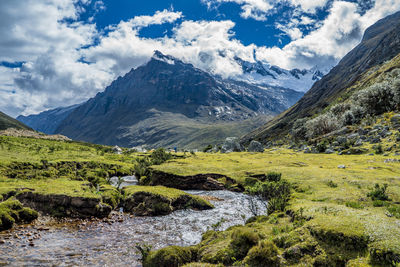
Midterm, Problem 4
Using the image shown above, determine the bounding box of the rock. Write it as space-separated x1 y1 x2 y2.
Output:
0 240 5 244
354 139 363 147
112 146 122 154
332 141 339 147
325 149 335 154
357 128 369 135
391 114 400 128
336 136 347 145
338 165 346 169
347 133 359 140
370 137 381 144
221 137 244 153
247 140 264 153
384 159 400 163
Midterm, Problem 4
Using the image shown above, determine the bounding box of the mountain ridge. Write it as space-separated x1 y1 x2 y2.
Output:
49 51 303 148
242 10 400 144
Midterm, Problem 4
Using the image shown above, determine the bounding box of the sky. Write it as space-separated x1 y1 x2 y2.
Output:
0 0 399 117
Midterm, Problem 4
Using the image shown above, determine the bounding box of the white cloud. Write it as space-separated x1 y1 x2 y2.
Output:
1 0 400 118
202 0 275 21
128 9 182 28
256 0 400 69
288 0 329 13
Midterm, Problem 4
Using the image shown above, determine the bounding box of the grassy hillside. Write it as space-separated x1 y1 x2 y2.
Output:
0 111 31 131
243 11 400 144
148 150 400 266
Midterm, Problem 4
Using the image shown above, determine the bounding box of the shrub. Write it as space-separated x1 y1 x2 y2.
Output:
265 172 282 182
367 184 390 201
151 148 172 165
343 105 365 125
353 82 395 115
330 103 351 116
387 205 400 219
305 113 340 139
291 118 308 140
374 144 384 155
243 240 280 267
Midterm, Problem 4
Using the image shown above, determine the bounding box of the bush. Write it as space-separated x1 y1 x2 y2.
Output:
265 172 282 182
342 105 365 125
243 240 280 267
353 82 395 115
151 148 172 165
330 103 351 116
367 184 390 201
305 113 340 139
291 118 308 140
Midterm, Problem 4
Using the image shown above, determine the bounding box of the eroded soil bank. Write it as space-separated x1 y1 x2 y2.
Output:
0 190 266 266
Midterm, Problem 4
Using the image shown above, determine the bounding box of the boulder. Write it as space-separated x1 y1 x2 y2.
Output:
338 165 346 169
354 139 363 147
325 149 335 154
391 114 400 128
221 137 244 153
247 140 264 153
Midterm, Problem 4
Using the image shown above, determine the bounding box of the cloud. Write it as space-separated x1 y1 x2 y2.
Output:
202 0 275 21
288 0 329 13
127 9 183 28
1 0 400 117
256 0 400 69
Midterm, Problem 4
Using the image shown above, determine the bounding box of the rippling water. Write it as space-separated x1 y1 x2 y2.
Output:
0 183 266 266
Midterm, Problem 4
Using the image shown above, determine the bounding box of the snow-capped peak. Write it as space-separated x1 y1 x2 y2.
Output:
233 57 327 92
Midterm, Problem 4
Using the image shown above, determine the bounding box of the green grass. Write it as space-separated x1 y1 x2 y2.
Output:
150 150 400 266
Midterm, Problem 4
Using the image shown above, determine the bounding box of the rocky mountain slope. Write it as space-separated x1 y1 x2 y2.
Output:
242 11 400 144
50 51 302 149
0 111 30 131
17 104 80 135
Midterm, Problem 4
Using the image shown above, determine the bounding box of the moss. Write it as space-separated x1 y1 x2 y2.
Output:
243 240 280 267
0 199 38 231
123 186 213 216
143 246 196 267
230 228 260 260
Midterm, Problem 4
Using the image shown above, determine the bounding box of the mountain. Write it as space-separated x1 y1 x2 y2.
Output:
234 57 325 92
242 11 400 144
17 104 81 135
53 51 303 149
0 111 31 131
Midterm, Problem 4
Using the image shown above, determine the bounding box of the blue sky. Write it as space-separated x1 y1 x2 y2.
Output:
0 0 399 117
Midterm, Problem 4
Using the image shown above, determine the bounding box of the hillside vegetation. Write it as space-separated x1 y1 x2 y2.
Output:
243 11 400 144
0 111 30 131
146 150 400 266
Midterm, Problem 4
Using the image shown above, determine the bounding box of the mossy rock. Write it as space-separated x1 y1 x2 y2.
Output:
143 246 197 267
0 199 38 231
230 228 260 260
123 186 213 216
243 240 280 267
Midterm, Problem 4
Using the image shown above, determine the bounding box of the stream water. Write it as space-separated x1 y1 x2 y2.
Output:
0 177 266 266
